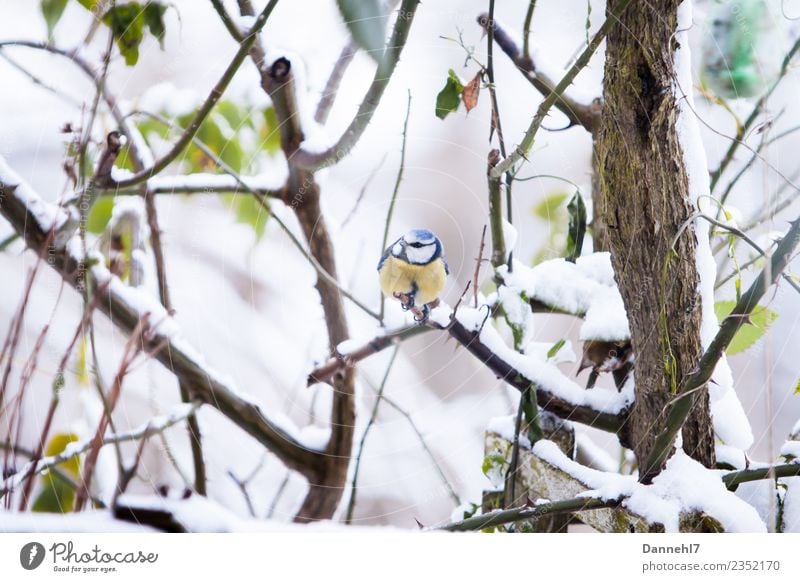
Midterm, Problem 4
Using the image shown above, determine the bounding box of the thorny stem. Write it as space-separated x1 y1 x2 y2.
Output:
436 496 617 531
642 218 800 482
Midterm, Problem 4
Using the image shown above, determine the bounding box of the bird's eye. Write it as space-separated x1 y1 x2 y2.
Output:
410 242 423 248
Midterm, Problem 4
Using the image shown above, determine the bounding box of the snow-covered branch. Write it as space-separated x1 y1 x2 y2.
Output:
0 160 325 479
291 0 420 171
429 304 629 435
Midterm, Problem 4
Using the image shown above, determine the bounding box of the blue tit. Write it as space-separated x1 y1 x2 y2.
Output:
377 229 449 320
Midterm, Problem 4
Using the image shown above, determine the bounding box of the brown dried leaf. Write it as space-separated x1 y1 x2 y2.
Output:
462 72 481 113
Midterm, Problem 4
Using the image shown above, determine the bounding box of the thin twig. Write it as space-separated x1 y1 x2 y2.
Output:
315 41 357 124
345 345 400 523
292 0 420 171
379 91 412 322
111 1 279 188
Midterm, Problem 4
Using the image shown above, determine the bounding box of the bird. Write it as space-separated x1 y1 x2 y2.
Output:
377 229 449 322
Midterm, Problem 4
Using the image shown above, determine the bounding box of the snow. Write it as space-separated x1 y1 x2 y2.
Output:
674 0 753 451
782 478 800 532
147 171 287 193
486 414 529 448
533 440 766 532
0 155 73 232
716 443 748 470
497 285 535 349
497 253 630 342
780 441 800 460
502 219 518 253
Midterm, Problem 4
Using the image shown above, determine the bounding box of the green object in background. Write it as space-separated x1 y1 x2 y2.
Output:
32 433 81 513
702 0 780 99
714 300 778 355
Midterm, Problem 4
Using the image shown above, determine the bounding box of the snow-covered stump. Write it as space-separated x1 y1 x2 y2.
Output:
484 432 726 532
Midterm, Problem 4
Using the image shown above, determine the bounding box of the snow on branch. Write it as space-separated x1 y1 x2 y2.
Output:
498 253 630 342
428 304 630 435
0 159 325 478
474 434 766 532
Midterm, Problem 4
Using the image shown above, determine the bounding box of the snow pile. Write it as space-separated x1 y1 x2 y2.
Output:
673 0 753 451
497 253 629 342
533 440 766 532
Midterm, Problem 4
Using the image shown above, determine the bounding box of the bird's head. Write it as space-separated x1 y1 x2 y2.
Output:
391 229 443 265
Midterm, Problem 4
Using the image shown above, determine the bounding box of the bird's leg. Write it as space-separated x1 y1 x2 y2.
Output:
393 291 415 311
412 303 430 323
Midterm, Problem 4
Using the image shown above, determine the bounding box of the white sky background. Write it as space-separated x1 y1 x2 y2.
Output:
0 0 799 528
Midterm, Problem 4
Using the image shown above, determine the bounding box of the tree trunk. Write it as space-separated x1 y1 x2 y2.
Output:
597 0 715 478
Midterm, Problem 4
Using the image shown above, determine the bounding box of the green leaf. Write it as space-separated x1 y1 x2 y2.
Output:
86 197 115 234
41 0 68 38
143 2 168 49
435 69 464 120
336 0 387 62
533 191 568 221
714 300 778 356
229 194 269 239
103 3 145 66
77 0 98 10
261 106 281 155
547 339 566 360
32 433 81 514
566 190 586 263
793 378 799 395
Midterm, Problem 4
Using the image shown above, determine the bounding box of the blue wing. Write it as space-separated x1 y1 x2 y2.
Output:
442 257 450 275
377 246 392 271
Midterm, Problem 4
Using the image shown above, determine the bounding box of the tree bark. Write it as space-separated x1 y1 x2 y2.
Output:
597 0 715 478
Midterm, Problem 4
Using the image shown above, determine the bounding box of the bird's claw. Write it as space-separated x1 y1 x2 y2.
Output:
413 304 430 323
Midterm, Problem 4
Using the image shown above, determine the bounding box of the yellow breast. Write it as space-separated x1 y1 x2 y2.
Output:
379 256 447 306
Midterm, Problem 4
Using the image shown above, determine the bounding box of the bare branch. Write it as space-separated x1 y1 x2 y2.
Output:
315 41 357 124
0 165 324 478
490 0 633 178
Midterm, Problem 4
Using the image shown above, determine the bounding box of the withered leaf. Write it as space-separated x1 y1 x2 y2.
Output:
462 72 481 113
